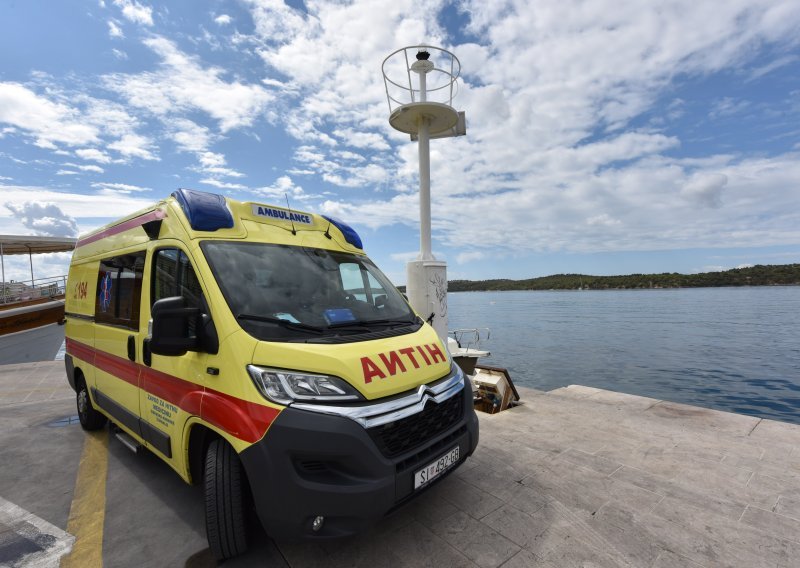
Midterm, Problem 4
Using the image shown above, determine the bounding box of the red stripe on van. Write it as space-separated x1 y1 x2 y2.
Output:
66 338 95 365
94 348 140 387
76 209 166 249
65 338 279 443
201 390 280 443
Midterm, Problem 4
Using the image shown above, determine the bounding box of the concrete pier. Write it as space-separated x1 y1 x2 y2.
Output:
1 361 799 567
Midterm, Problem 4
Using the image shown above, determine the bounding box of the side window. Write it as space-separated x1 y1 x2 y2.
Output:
152 248 203 309
95 251 146 329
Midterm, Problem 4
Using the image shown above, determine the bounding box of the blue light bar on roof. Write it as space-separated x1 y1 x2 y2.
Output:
322 215 363 249
172 188 234 232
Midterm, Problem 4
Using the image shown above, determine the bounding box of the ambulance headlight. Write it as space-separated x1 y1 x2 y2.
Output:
247 365 363 405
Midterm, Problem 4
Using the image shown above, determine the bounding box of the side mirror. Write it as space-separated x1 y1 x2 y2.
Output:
150 296 200 356
374 294 387 308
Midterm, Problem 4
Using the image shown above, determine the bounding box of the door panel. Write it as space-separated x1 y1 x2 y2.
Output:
92 251 146 440
139 247 213 465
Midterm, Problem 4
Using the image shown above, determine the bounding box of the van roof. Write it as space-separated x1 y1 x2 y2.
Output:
72 188 364 261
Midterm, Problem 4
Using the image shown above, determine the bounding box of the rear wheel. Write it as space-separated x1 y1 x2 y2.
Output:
205 439 248 560
76 378 107 431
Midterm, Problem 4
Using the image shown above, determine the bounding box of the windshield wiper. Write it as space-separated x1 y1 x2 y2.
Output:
237 314 324 334
327 317 420 330
366 317 420 326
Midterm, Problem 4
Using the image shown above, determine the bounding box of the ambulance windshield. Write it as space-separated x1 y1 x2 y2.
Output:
201 241 421 342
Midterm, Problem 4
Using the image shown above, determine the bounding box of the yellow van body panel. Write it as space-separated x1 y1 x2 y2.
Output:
250 327 450 400
66 189 450 477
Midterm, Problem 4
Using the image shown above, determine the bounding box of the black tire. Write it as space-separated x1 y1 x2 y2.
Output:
76 377 107 431
205 439 248 561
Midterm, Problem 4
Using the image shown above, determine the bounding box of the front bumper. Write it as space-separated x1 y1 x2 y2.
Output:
239 376 479 539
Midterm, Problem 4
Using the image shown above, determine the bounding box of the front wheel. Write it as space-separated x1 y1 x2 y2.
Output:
204 439 248 560
76 378 107 431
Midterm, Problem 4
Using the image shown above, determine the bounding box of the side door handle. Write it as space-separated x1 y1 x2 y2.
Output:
127 335 136 361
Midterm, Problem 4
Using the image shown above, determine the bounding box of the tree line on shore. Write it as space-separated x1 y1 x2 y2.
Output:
442 263 800 292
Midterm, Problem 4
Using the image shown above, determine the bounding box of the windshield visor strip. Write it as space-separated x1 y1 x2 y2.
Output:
291 365 465 429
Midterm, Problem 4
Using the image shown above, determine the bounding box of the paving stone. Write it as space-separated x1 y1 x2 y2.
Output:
405 491 460 527
378 521 478 568
497 548 557 568
523 525 625 568
740 505 800 544
669 459 755 504
645 401 760 437
774 495 800 521
455 461 527 503
748 419 800 449
651 548 707 568
522 460 663 519
556 448 623 476
5 362 800 567
581 389 661 411
611 465 746 521
436 476 504 520
429 511 519 568
481 503 553 548
740 472 795 510
722 453 800 486
650 496 800 567
596 445 702 480
585 502 665 567
547 385 605 399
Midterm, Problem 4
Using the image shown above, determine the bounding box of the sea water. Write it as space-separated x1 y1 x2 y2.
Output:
448 286 800 424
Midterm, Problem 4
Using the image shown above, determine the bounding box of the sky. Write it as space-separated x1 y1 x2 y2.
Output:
1 0 799 286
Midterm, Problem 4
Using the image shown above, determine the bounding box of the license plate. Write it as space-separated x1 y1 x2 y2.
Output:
414 446 460 489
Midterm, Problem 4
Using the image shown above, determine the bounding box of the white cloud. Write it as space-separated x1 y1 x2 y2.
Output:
107 133 158 160
681 173 727 209
709 97 750 119
75 164 104 173
586 214 622 227
0 82 99 148
0 81 155 164
456 251 487 264
214 14 232 26
108 20 124 38
747 55 798 81
56 169 79 176
240 0 800 257
112 48 128 60
113 0 153 26
251 175 307 200
332 128 389 151
0 185 155 234
199 179 247 190
4 201 79 237
76 148 113 164
0 252 74 282
106 36 274 132
90 182 151 194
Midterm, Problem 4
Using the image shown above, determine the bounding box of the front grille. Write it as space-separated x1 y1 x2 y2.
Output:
367 391 463 458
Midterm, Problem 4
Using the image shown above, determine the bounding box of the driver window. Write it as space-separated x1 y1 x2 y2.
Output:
152 248 203 309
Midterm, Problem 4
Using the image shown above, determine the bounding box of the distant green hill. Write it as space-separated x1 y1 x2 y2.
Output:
436 263 800 292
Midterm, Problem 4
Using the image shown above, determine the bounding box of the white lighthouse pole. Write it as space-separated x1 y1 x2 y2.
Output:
417 119 433 260
383 46 464 344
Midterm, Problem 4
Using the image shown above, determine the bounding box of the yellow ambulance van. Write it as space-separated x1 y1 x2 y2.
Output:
64 188 479 560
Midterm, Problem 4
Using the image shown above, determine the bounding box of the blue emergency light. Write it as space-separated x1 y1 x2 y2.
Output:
172 188 235 232
322 215 363 249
